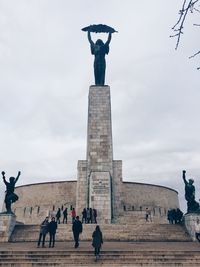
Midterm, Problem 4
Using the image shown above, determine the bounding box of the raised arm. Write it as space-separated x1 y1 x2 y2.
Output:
87 31 94 45
1 171 8 185
15 171 21 184
105 32 112 46
182 170 187 185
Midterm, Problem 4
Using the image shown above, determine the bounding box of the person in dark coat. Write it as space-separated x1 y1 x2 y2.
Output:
176 208 183 224
92 225 103 261
63 208 68 224
37 217 49 248
56 208 61 224
48 217 57 248
82 208 87 223
89 208 93 223
72 216 83 248
93 208 97 224
86 208 90 224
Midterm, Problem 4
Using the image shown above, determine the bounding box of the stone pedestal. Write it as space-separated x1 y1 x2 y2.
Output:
76 85 123 223
184 213 200 241
0 213 16 242
89 171 111 223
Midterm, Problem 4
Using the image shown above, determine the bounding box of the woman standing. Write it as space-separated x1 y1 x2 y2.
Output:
71 207 76 224
92 225 103 261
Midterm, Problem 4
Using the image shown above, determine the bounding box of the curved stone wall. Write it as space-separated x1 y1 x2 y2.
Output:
122 182 179 216
12 180 179 224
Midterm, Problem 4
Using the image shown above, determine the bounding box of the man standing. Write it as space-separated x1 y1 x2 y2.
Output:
48 217 57 248
72 216 83 248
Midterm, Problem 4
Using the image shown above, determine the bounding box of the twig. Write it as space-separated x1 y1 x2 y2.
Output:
189 50 200 58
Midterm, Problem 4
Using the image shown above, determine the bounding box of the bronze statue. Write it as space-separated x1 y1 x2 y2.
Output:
82 24 117 86
1 171 21 214
182 170 200 213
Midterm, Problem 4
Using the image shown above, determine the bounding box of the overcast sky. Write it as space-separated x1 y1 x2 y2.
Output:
0 0 199 212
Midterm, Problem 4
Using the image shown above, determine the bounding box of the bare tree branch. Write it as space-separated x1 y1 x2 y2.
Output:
171 0 200 69
189 50 200 58
170 0 196 49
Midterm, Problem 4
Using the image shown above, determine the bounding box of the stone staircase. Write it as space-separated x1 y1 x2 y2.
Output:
0 241 200 266
10 223 191 242
0 222 198 266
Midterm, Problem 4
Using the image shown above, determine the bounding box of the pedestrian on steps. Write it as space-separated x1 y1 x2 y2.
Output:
71 208 76 224
72 216 83 248
48 217 57 248
63 208 68 224
56 208 61 224
37 216 49 248
92 225 103 261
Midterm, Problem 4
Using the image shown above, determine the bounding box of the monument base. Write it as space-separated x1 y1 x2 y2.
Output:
0 213 16 242
184 213 200 241
89 171 112 224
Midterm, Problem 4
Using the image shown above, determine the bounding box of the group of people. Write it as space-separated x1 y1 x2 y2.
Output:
167 208 183 224
50 206 98 225
81 207 97 224
52 207 78 224
54 207 69 224
37 215 103 260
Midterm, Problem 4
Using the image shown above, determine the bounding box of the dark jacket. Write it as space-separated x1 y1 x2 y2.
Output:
63 208 68 217
92 230 103 248
40 219 49 235
56 209 61 219
48 221 57 234
72 219 83 234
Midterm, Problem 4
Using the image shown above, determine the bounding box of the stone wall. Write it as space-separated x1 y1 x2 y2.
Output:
12 181 179 224
122 182 179 216
12 181 77 224
11 180 179 224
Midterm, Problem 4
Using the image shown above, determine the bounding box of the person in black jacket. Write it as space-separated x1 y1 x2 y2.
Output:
92 225 103 261
63 208 68 224
72 216 83 248
56 208 61 224
82 208 87 224
48 217 57 248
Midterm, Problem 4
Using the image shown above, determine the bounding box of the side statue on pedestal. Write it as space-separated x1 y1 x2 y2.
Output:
1 171 21 214
182 170 200 213
82 24 117 86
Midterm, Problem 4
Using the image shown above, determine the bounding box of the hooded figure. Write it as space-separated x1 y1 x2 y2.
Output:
92 225 103 261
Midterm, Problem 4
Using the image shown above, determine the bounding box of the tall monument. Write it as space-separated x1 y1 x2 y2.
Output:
76 25 122 223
